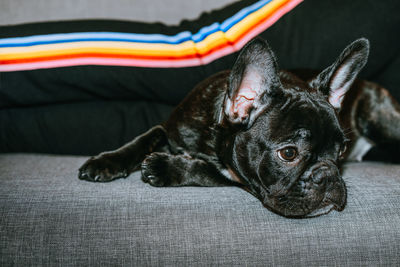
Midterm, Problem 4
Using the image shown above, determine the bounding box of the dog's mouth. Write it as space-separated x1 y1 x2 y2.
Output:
260 176 347 219
304 204 336 218
302 186 347 218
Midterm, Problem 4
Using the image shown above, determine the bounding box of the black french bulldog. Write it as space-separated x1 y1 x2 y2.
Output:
79 38 400 218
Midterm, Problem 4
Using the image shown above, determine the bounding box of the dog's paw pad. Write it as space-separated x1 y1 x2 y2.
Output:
141 153 169 186
78 157 128 182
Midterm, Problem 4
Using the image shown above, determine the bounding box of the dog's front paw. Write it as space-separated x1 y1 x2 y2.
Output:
78 156 128 182
141 152 171 187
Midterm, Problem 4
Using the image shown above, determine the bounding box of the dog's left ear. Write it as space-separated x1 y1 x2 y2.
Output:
310 38 370 109
224 38 282 126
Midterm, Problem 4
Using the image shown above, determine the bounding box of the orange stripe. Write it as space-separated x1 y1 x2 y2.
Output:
0 0 301 69
0 9 280 66
0 43 233 64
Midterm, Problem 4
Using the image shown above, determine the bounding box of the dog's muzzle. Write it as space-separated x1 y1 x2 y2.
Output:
262 160 347 218
306 160 347 216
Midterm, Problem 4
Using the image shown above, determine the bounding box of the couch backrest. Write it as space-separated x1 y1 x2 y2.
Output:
0 0 234 25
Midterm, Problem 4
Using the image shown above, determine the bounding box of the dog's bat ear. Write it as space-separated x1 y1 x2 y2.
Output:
309 38 370 109
224 38 282 126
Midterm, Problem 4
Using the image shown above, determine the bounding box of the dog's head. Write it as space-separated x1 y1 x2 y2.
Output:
222 38 369 218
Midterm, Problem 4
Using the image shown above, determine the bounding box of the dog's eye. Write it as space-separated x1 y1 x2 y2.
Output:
278 147 298 161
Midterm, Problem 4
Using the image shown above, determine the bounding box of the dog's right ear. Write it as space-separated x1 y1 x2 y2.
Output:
224 38 282 127
309 38 369 109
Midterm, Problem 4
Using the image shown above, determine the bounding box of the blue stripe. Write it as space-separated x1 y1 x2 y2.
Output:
0 31 194 47
191 22 221 43
221 0 271 31
0 37 195 47
0 0 273 48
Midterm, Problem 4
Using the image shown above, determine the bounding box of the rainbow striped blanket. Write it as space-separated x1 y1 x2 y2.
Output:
0 0 302 71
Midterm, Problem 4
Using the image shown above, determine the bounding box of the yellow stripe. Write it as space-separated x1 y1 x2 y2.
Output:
192 0 287 55
0 41 195 54
0 41 198 60
225 0 287 41
195 31 229 54
0 0 288 61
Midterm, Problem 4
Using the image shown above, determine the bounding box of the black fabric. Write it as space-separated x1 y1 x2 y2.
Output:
260 0 400 100
0 101 172 155
0 0 399 155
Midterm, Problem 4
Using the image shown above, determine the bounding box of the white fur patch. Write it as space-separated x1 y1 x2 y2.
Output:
347 136 375 162
220 168 232 180
221 167 243 183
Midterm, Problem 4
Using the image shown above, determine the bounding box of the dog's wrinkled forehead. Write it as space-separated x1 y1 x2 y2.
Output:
267 89 344 144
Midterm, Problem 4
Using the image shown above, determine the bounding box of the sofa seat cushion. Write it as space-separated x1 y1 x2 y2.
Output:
1 154 399 266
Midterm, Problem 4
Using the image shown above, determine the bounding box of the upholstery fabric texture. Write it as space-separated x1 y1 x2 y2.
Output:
1 154 399 266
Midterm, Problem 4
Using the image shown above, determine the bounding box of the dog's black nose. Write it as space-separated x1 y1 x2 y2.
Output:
311 162 339 184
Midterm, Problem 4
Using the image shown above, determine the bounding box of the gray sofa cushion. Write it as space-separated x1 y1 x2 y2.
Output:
1 154 400 266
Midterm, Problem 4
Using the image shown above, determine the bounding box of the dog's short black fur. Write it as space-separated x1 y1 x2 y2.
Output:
79 38 400 218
